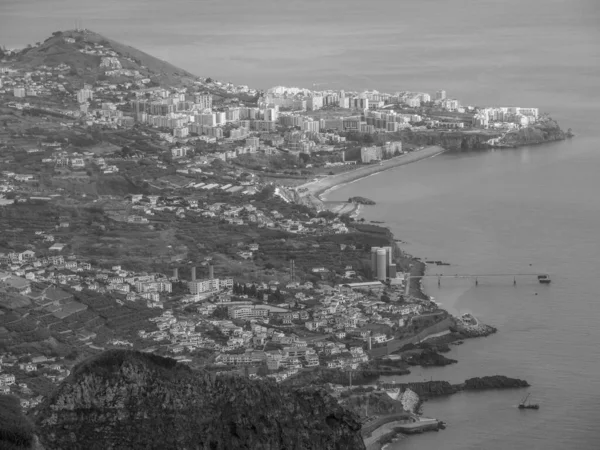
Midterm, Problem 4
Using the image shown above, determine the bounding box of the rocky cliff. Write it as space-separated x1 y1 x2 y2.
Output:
496 118 566 147
404 117 567 151
405 130 501 151
32 350 365 450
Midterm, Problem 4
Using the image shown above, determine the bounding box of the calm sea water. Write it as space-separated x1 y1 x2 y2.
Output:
3 1 600 449
328 136 600 450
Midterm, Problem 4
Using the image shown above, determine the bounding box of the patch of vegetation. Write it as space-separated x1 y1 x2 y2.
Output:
0 395 35 450
71 349 189 381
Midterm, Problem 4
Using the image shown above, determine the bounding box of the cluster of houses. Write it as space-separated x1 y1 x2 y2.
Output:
0 354 70 409
41 149 120 174
0 62 74 98
0 246 176 310
129 273 438 384
123 194 348 235
2 37 546 178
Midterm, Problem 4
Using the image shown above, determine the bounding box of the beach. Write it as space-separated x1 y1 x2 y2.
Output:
298 146 446 200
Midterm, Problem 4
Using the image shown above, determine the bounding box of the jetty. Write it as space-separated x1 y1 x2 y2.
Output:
403 272 552 295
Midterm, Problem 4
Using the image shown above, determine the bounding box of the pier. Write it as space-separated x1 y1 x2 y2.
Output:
403 273 551 296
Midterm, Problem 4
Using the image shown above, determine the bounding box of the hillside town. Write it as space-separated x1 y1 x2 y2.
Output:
0 35 545 176
0 30 549 442
1 233 445 409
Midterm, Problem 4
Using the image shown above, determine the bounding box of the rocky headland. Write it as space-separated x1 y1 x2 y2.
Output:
26 350 365 450
460 375 530 391
403 348 458 367
379 375 529 399
493 118 567 147
404 117 568 151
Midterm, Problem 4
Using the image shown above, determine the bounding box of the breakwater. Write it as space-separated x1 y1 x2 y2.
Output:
363 414 443 450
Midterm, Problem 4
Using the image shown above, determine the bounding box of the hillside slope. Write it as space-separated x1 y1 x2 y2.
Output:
13 29 197 88
32 350 365 450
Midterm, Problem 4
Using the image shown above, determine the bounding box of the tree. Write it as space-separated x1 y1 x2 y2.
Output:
255 185 275 201
298 153 310 164
211 306 229 320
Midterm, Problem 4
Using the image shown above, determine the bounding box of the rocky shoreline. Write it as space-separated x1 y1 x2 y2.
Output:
376 375 529 404
364 376 528 450
293 140 537 449
404 117 570 151
362 229 522 449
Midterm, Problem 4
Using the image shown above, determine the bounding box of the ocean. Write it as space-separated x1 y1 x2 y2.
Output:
327 136 600 450
2 1 600 449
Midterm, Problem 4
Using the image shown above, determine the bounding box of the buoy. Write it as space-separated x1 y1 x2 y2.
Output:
475 278 478 286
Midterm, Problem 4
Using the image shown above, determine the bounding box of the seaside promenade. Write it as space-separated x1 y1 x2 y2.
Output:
299 145 446 199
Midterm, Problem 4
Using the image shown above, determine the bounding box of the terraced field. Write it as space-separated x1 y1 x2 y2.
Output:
0 284 161 359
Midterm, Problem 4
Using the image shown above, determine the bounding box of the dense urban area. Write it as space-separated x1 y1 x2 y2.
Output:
1 29 551 449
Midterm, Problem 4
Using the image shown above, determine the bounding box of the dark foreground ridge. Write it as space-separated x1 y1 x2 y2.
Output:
30 350 365 450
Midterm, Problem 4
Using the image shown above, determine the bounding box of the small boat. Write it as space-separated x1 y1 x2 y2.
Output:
538 275 551 284
518 394 539 410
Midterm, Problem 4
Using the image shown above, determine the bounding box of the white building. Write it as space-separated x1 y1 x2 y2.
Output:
228 305 270 320
188 277 233 294
360 146 382 163
173 127 189 138
77 89 93 104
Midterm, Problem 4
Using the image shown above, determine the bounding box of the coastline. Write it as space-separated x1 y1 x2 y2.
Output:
298 145 446 201
313 147 503 450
